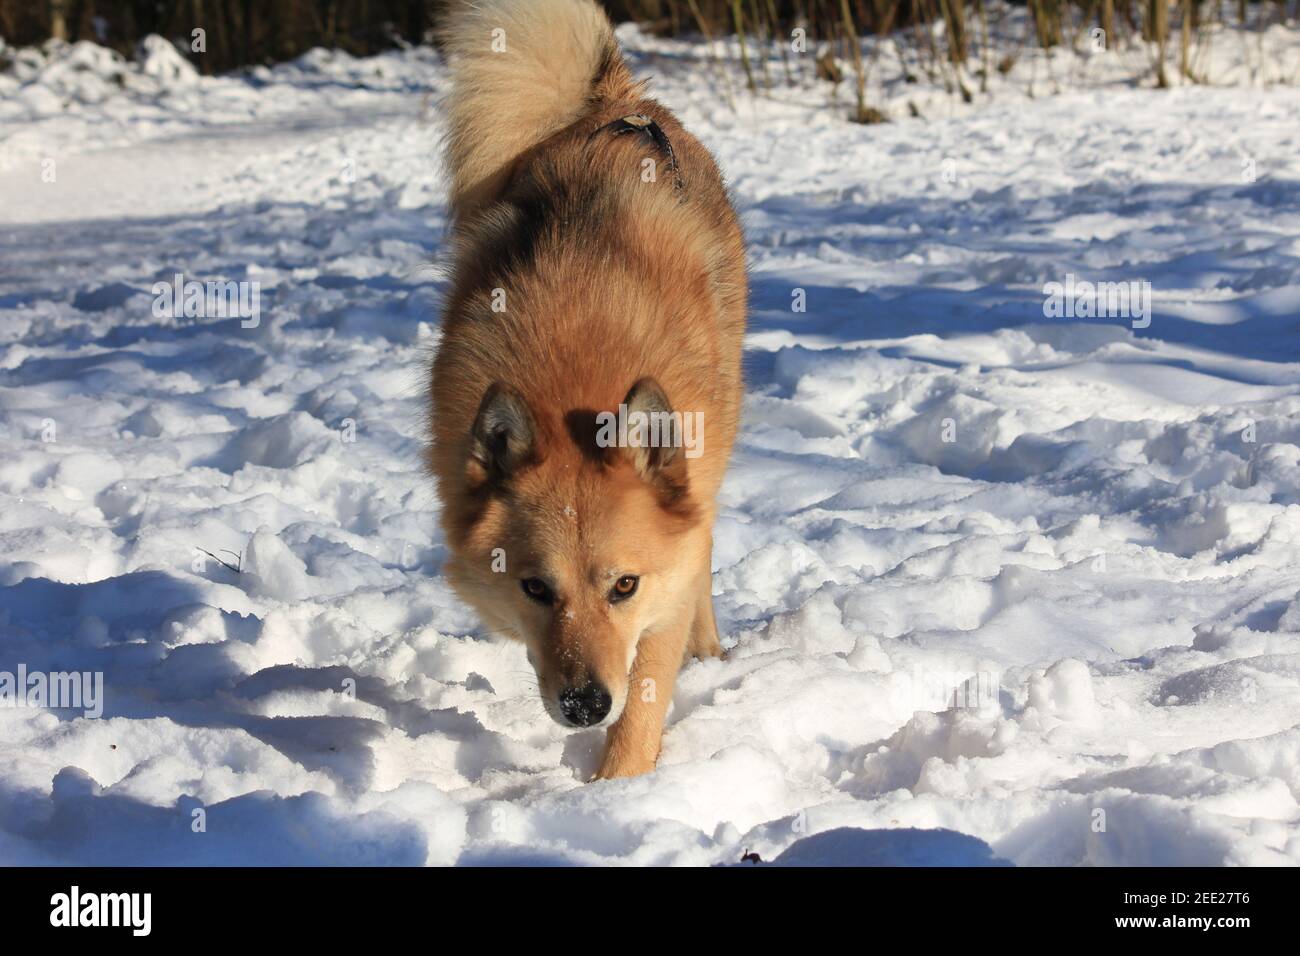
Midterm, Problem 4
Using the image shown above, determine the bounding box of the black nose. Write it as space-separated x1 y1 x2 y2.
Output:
558 682 612 727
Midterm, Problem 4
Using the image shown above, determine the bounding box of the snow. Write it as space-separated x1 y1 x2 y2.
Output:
1 13 1299 866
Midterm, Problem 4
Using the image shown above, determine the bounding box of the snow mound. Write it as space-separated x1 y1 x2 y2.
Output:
760 827 1011 867
136 35 199 88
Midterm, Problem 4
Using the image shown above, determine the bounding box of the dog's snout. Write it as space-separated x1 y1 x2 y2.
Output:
558 681 613 727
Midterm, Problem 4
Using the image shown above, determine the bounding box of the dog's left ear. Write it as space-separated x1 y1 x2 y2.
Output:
467 383 536 488
620 378 691 508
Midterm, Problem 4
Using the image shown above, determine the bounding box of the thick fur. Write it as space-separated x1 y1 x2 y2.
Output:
428 0 746 779
439 0 635 223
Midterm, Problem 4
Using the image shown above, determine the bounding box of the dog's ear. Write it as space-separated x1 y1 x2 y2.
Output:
467 384 536 487
620 378 691 508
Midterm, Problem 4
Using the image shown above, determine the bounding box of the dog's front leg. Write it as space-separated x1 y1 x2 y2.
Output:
594 626 687 779
686 552 724 662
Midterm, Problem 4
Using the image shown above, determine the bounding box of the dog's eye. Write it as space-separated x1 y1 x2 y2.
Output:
610 575 639 602
520 577 554 605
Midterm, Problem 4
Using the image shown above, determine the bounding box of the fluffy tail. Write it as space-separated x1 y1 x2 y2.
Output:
439 0 636 221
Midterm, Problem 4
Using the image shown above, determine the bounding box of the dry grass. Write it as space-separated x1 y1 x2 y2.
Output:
2 1 1292 101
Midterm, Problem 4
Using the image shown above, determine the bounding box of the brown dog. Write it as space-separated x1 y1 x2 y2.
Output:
428 0 746 779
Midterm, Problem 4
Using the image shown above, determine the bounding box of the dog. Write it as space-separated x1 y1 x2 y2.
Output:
428 0 747 779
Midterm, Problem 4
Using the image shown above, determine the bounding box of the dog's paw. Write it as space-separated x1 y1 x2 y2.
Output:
693 638 726 661
592 747 658 781
592 759 654 781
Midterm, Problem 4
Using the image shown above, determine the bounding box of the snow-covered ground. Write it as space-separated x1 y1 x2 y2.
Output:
1 15 1299 865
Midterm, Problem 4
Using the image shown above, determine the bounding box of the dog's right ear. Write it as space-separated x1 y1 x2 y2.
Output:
618 378 693 513
467 384 536 488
